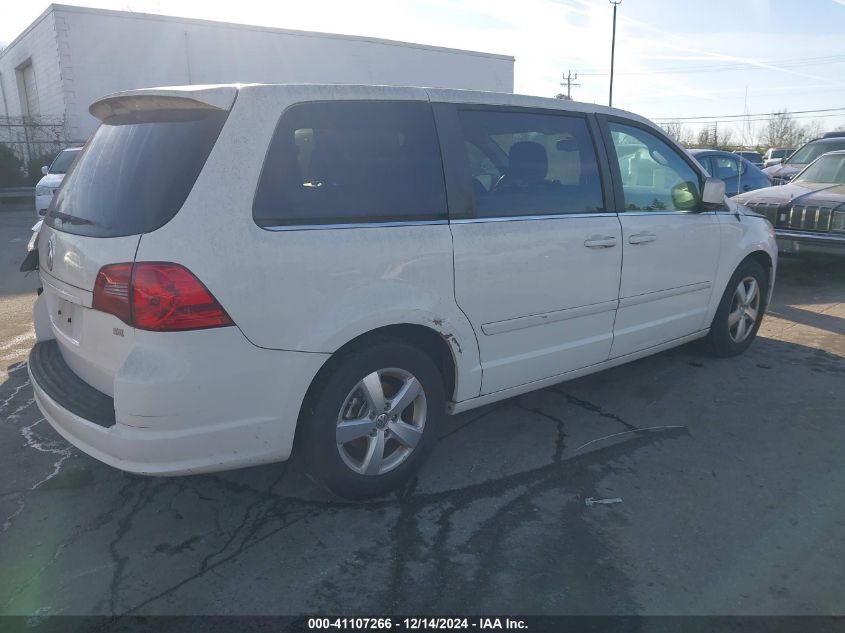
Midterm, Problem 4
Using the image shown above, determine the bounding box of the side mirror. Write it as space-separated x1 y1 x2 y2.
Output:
41 166 49 176
701 177 726 206
770 158 783 166
671 181 699 210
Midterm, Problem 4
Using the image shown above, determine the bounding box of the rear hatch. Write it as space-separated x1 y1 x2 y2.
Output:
38 87 234 396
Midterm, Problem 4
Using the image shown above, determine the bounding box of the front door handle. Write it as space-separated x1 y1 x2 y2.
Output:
584 236 617 249
628 232 657 245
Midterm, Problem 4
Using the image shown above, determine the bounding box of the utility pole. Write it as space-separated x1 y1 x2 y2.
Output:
609 0 622 107
560 70 580 100
713 121 718 148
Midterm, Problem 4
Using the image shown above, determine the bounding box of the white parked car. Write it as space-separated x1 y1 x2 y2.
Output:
29 84 777 498
34 147 81 217
762 147 795 169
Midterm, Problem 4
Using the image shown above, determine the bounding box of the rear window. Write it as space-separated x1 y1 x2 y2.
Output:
253 101 447 227
46 108 227 238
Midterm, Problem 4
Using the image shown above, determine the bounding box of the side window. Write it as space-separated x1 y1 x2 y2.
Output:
457 109 605 218
608 122 702 212
253 101 447 226
712 155 742 180
465 141 501 193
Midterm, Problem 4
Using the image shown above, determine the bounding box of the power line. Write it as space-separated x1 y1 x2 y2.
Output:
652 106 845 122
580 53 845 76
656 112 845 125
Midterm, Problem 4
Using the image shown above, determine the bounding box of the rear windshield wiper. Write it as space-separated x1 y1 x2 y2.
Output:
50 211 96 226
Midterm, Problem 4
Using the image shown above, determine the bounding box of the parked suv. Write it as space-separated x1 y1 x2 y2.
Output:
764 137 845 184
735 150 845 256
29 85 777 498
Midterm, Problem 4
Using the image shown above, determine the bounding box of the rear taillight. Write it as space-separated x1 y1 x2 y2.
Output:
92 263 132 324
92 262 233 331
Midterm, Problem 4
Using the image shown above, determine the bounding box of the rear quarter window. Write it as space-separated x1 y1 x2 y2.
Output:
46 108 228 238
253 101 448 227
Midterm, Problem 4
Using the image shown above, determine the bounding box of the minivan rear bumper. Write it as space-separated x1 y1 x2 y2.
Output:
29 335 329 476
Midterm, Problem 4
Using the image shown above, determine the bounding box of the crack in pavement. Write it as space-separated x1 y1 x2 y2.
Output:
314 423 689 614
3 375 684 616
549 387 640 432
100 479 165 614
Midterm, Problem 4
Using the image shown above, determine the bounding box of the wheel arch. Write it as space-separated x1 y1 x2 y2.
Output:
334 324 459 400
293 323 468 455
744 249 774 304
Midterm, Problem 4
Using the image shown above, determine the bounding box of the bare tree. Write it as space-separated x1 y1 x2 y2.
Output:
801 119 825 143
762 110 804 147
696 125 714 148
718 127 735 149
662 119 693 146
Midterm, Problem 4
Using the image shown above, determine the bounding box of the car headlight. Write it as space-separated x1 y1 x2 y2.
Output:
832 209 845 233
35 185 51 196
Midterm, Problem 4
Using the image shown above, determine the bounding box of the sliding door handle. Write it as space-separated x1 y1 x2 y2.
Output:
628 232 657 245
584 236 618 248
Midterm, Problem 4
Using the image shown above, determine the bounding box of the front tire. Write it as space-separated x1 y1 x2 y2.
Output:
299 340 444 499
706 258 767 357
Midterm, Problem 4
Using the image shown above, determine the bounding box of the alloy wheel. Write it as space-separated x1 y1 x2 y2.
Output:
335 368 427 476
728 276 761 343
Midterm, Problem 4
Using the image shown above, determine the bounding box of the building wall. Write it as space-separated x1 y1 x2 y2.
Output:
0 10 68 161
56 5 515 139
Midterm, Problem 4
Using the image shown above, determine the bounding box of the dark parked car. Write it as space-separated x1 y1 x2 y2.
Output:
689 149 770 196
734 150 763 168
735 150 845 256
763 137 845 185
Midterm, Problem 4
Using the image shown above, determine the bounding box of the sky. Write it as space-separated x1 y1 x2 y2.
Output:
2 0 845 140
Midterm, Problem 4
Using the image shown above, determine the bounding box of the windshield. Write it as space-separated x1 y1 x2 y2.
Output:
772 149 792 159
48 149 80 174
795 154 845 185
45 108 228 238
788 140 845 165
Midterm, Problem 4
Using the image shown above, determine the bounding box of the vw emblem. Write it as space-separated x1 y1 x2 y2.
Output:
46 238 54 271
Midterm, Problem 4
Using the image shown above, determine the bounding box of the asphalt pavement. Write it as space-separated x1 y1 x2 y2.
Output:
1 207 843 617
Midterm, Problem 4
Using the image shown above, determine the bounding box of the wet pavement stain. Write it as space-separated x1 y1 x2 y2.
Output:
303 405 686 614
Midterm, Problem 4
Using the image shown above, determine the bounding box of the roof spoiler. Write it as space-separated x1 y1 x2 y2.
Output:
90 86 238 122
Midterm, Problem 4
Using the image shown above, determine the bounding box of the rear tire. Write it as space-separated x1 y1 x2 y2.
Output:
706 258 767 357
299 340 444 499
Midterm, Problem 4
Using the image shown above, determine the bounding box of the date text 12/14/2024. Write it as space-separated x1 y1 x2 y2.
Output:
307 618 528 630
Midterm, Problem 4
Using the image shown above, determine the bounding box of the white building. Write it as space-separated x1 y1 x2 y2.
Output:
0 4 514 161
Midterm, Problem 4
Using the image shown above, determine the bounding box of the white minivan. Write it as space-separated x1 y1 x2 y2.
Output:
29 84 777 498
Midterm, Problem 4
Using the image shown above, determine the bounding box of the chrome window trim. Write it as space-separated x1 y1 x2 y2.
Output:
451 212 612 224
261 220 449 231
619 210 715 217
261 210 717 229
